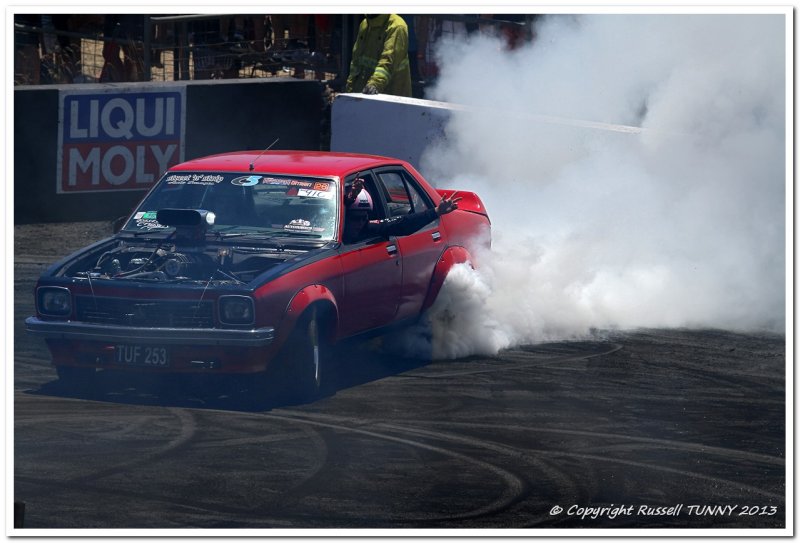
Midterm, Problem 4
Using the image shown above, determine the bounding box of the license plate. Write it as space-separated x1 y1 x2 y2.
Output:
115 345 170 367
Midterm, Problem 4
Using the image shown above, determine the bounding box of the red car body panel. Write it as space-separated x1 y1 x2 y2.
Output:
395 222 444 321
337 242 403 337
26 151 490 376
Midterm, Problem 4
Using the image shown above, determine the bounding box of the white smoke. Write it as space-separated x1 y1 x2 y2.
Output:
413 14 786 356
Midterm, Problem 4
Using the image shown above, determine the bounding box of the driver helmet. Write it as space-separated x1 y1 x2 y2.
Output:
348 189 373 212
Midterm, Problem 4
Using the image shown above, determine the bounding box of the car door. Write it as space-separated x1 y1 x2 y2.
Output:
337 172 403 337
374 168 443 321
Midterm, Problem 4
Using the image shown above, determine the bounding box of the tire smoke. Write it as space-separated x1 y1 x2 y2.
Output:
415 15 787 357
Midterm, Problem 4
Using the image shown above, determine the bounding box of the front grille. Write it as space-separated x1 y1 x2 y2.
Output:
75 296 215 328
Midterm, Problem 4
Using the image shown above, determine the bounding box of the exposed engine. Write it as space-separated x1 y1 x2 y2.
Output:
65 241 298 284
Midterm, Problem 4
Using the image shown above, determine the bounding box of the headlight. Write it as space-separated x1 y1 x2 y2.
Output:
218 295 255 325
37 287 72 317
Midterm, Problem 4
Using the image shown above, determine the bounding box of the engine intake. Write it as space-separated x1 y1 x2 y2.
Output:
156 209 215 241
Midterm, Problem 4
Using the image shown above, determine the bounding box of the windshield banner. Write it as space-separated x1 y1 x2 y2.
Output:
57 86 186 193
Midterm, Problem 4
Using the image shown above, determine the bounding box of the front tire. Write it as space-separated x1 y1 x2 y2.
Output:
278 308 327 402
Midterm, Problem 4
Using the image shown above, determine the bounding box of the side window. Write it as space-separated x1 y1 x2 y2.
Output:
378 172 413 217
345 172 384 220
405 175 433 213
377 170 435 215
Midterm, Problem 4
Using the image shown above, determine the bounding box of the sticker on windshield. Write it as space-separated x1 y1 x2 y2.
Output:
297 188 334 200
133 211 168 230
137 219 169 230
231 175 262 186
166 174 191 184
136 218 168 229
285 219 313 232
166 173 224 185
261 177 315 189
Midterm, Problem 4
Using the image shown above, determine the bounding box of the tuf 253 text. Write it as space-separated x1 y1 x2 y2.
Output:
57 88 186 193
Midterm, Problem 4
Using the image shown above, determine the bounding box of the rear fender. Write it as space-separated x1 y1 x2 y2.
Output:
421 246 473 313
436 189 489 220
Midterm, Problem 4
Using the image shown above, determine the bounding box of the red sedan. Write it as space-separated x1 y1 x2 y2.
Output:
26 151 491 400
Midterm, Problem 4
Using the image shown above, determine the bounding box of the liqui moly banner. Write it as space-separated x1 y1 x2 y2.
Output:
57 87 186 193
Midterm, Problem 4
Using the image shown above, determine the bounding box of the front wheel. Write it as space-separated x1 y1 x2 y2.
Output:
277 308 328 403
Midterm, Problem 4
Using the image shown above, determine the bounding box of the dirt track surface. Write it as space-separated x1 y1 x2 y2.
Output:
14 222 786 530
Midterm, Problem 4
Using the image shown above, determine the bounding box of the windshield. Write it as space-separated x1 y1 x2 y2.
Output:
122 171 339 240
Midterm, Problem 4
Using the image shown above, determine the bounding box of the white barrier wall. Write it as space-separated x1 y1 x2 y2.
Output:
331 93 458 172
331 93 643 177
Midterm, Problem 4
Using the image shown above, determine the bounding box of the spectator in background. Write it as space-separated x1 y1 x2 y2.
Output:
100 15 145 82
269 15 311 78
311 14 333 79
51 15 83 82
189 17 239 79
345 14 411 97
479 14 531 50
269 14 310 49
14 14 41 85
247 15 269 53
100 15 126 82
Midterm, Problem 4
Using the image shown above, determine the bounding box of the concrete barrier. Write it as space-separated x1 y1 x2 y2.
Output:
15 78 323 224
331 93 455 172
331 93 644 180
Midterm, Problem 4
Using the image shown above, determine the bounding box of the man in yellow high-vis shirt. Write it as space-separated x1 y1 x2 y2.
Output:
345 14 412 97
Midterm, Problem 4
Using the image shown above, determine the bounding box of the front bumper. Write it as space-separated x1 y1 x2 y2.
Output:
25 317 275 347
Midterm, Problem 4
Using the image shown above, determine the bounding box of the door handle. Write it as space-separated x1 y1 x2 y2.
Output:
431 231 442 241
386 244 398 255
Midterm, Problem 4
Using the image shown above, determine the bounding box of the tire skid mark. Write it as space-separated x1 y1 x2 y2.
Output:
367 380 782 406
191 409 317 448
660 359 784 384
17 468 421 528
396 344 624 379
378 422 783 501
18 408 520 527
16 413 331 527
14 398 172 434
257 411 527 521
97 416 159 440
627 360 776 397
374 422 582 518
188 411 332 503
12 356 53 367
69 407 198 484
19 407 198 498
13 474 296 525
557 391 784 406
413 421 784 466
542 450 785 501
666 363 783 393
14 413 144 426
264 424 331 505
622 336 784 383
193 431 314 449
276 412 782 501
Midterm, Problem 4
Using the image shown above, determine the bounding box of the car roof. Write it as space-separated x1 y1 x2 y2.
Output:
168 151 402 178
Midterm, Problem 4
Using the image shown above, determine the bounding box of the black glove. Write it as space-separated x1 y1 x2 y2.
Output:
362 84 379 95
